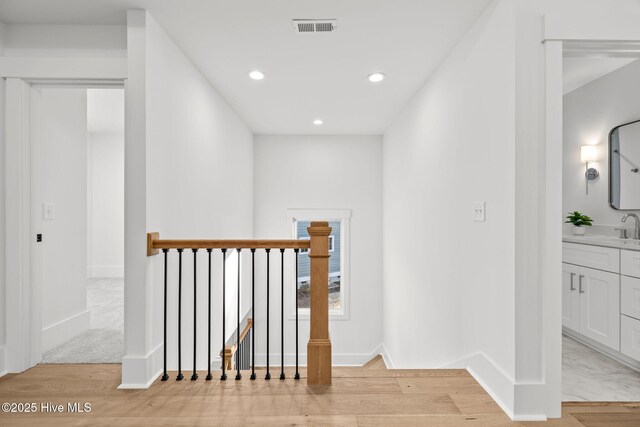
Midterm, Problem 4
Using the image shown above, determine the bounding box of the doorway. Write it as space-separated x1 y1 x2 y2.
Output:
31 85 125 364
559 54 640 400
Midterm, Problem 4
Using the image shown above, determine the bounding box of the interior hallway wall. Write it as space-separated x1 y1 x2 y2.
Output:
382 0 517 412
87 132 125 278
122 11 254 385
0 21 6 373
253 135 383 365
563 59 640 227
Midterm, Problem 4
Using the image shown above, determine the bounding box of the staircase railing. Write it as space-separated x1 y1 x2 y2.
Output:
146 221 332 385
222 317 252 371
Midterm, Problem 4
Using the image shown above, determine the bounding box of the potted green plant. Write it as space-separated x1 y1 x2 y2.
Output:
565 211 593 235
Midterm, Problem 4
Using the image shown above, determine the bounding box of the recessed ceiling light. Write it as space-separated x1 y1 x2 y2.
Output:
249 70 264 80
313 119 324 125
367 72 386 83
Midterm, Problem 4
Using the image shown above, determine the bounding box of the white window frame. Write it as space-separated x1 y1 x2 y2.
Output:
287 208 351 321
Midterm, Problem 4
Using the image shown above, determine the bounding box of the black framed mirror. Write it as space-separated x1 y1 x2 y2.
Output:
610 119 640 210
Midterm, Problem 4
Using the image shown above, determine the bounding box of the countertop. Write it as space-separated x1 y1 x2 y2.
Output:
563 234 640 251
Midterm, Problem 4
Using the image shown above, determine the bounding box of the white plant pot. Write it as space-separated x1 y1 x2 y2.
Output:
572 226 586 236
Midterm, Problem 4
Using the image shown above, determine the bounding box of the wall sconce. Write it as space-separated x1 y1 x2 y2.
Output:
581 145 599 195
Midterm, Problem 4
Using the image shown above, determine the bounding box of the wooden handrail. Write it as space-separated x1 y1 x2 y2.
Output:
147 233 310 256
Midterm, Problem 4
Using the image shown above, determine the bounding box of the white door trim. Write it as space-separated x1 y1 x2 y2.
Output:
4 78 34 372
543 39 563 419
4 77 124 373
542 34 640 418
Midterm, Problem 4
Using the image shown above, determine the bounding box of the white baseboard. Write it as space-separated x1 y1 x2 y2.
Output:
379 343 396 368
41 310 90 353
447 352 516 420
119 343 163 389
0 345 6 377
445 352 547 422
87 265 124 278
513 383 547 421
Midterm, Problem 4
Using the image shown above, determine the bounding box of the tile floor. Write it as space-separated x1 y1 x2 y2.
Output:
563 334 640 401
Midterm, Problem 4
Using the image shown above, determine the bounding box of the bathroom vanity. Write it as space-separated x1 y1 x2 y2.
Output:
562 235 640 368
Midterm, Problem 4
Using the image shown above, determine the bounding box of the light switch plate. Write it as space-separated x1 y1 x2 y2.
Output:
43 203 55 220
473 201 486 222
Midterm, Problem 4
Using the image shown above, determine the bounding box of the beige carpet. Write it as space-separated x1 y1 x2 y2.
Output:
41 278 124 364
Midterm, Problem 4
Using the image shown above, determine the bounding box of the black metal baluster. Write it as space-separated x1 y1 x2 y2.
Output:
191 249 198 381
280 248 286 380
162 249 169 381
206 248 213 380
221 248 228 381
294 248 300 380
235 248 242 380
250 249 256 380
177 248 184 381
243 334 246 369
265 248 271 380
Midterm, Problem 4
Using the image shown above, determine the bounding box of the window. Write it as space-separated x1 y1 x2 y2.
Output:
295 220 341 310
287 209 350 320
301 235 333 253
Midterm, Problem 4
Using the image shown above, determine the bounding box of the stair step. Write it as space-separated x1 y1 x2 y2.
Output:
362 355 388 370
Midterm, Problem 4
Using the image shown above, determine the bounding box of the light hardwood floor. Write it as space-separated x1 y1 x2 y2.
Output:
0 363 639 426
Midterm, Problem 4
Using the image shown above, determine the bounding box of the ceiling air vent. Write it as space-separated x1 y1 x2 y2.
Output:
293 19 337 33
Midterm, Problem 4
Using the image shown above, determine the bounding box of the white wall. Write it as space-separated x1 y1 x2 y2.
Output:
122 11 254 386
383 0 517 413
563 59 640 227
254 135 383 365
2 24 126 57
0 21 6 373
87 132 124 277
34 88 89 352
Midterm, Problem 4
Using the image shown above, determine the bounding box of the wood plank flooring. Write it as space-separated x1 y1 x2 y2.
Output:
0 364 638 426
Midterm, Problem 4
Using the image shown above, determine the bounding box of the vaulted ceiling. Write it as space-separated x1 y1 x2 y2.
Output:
0 0 492 134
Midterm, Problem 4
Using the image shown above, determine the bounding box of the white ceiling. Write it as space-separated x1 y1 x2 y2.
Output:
0 0 492 135
87 88 124 133
563 57 638 95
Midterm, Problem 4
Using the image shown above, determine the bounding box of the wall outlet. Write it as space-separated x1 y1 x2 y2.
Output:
473 201 486 222
43 203 55 220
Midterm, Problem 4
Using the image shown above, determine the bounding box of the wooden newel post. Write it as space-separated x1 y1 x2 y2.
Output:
307 221 332 385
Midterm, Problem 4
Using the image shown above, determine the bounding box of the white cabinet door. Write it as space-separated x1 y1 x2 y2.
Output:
621 275 640 320
621 315 640 361
579 266 620 350
621 249 640 279
562 263 580 332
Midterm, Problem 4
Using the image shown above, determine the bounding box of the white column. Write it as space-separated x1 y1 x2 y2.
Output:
543 39 563 419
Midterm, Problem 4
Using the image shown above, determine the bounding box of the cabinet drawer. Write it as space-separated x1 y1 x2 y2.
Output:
622 276 640 320
621 249 640 278
562 242 620 273
621 315 640 362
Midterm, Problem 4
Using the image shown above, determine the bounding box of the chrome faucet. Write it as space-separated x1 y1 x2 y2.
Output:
622 213 640 239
